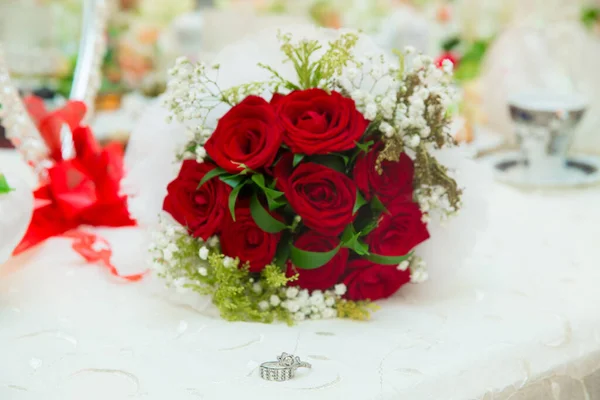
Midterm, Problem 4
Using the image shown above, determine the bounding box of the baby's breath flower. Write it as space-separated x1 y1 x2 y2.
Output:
270 294 281 307
198 246 209 260
286 287 299 299
334 284 347 296
223 256 234 268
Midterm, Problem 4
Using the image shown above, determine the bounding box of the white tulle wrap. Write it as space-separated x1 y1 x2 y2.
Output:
123 25 490 277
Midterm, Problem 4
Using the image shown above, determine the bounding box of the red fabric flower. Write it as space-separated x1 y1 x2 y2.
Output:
273 89 369 155
343 259 410 301
14 124 134 254
287 231 348 291
435 52 460 69
279 162 357 237
220 203 281 273
365 203 430 257
163 161 232 240
204 96 283 173
353 142 414 207
24 95 87 162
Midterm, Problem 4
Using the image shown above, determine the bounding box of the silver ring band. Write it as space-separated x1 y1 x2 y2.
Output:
260 362 294 381
259 353 312 381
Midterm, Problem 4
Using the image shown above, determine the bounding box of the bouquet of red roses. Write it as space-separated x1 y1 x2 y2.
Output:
151 30 461 323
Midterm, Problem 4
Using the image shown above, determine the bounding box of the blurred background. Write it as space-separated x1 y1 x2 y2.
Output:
1 0 599 152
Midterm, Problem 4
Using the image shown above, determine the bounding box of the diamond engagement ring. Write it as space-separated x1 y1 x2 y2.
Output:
259 353 312 381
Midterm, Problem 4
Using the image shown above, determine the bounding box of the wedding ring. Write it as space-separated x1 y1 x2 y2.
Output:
259 353 311 381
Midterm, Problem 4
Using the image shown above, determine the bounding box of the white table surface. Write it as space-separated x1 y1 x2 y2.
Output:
1 149 600 400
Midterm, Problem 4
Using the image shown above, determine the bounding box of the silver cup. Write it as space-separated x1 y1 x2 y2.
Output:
508 92 587 180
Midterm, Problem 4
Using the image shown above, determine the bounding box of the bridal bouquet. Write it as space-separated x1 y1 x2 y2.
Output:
150 30 461 323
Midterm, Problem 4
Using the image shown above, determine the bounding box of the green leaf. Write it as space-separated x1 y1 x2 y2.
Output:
341 225 370 256
582 7 600 28
309 155 346 173
289 242 341 270
251 174 285 199
250 191 288 233
274 232 292 269
198 167 228 189
370 195 388 214
441 36 461 52
293 154 305 167
0 174 13 194
355 140 374 153
220 175 247 188
364 252 412 265
359 218 380 237
266 196 288 211
353 190 368 214
228 181 248 221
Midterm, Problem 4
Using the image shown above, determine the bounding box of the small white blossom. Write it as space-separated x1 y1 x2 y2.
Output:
442 59 454 73
195 146 207 162
298 289 310 302
325 297 335 307
198 246 209 260
405 46 416 54
207 236 219 247
397 260 410 271
252 282 262 294
411 268 429 283
309 290 324 306
365 103 378 120
287 300 300 313
258 301 270 311
334 284 347 296
223 256 234 268
410 135 421 147
286 287 299 299
270 295 281 307
379 121 395 138
163 248 174 262
322 308 337 319
294 312 306 321
198 267 208 276
351 89 365 102
346 67 359 80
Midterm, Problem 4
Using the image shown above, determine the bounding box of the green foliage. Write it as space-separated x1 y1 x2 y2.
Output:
582 7 600 29
453 39 490 83
336 300 380 321
0 174 13 194
260 32 360 91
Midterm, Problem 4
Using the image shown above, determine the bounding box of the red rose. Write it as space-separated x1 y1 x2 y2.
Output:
287 231 348 291
353 142 414 207
204 96 283 173
220 204 281 273
163 161 231 240
280 162 357 236
274 89 369 155
343 259 410 301
365 203 430 256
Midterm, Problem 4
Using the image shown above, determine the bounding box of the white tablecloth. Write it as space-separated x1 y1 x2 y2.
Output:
1 149 600 400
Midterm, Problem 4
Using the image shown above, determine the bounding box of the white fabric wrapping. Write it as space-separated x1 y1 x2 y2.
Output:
0 150 34 265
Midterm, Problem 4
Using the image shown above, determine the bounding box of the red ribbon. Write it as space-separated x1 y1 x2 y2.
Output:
63 231 147 282
13 97 141 280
